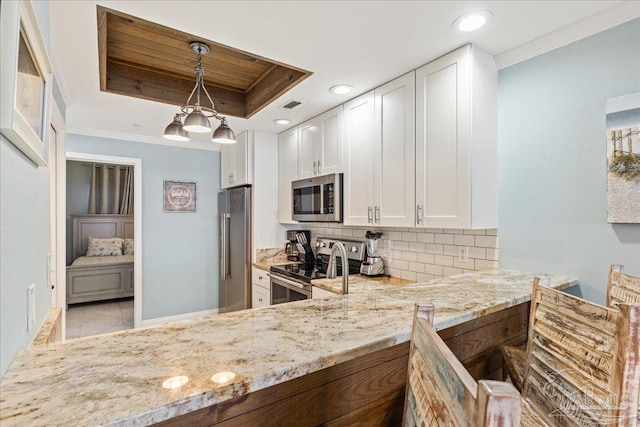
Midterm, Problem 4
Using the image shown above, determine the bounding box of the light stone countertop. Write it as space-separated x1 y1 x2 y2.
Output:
0 269 577 426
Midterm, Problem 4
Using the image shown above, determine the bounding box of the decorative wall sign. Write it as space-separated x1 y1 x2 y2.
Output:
606 92 640 223
0 1 52 167
164 181 196 212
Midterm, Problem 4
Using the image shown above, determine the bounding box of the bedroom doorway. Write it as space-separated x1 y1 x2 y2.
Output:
63 152 142 339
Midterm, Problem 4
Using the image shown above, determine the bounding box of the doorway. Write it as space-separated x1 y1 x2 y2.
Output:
63 152 142 338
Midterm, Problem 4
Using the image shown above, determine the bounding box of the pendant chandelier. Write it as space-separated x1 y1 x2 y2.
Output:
163 42 236 144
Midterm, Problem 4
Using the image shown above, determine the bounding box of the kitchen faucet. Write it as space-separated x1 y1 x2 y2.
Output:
327 242 349 294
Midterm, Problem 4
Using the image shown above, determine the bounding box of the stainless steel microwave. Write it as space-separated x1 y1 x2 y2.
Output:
291 173 343 222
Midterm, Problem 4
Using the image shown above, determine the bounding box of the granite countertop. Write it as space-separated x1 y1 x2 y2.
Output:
312 274 414 294
253 247 296 271
0 269 577 426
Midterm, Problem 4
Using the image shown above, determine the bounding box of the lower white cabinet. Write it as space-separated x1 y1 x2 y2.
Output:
312 286 338 299
252 268 271 308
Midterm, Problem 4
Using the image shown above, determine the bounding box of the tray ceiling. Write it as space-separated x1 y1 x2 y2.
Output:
97 6 312 119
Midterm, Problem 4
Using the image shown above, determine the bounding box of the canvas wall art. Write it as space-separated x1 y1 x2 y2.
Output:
606 92 640 223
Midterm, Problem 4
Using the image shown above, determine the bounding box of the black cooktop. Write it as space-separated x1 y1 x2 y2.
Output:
270 263 326 283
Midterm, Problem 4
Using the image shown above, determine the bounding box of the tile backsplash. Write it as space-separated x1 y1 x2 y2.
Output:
302 223 499 281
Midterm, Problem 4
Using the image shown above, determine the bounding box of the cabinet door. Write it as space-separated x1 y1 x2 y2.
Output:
415 46 470 228
278 127 299 224
233 131 249 187
374 72 415 227
316 106 343 175
343 92 376 226
220 144 234 189
252 283 270 308
298 118 319 179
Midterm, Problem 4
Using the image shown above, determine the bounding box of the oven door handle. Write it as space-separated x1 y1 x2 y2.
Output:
267 273 306 289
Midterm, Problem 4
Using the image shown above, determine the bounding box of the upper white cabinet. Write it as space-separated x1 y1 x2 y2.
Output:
343 72 415 227
343 91 375 226
221 131 251 189
278 127 299 224
298 106 343 178
415 45 497 229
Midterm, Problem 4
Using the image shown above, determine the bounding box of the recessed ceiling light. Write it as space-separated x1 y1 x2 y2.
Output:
453 11 493 32
274 119 292 125
330 85 352 95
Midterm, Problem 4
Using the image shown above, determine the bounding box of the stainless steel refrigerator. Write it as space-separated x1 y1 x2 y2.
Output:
218 186 251 314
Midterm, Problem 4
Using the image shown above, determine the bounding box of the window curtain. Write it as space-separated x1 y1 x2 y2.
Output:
88 164 134 214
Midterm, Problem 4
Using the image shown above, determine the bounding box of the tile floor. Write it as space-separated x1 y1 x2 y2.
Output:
66 298 134 339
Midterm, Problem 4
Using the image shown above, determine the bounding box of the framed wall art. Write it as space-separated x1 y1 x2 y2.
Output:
0 0 53 167
606 91 640 223
164 181 197 212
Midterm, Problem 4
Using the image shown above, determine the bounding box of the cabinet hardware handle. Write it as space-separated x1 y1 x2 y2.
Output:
416 204 423 225
258 298 263 302
258 276 263 280
317 160 321 174
367 206 373 223
375 206 380 223
313 161 317 175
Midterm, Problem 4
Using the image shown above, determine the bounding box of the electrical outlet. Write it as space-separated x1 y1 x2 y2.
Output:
457 246 469 263
27 284 35 332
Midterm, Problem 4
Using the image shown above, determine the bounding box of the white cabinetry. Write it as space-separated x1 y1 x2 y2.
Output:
221 131 251 189
343 92 375 226
415 45 497 229
343 72 415 227
278 127 299 224
298 106 343 179
252 268 270 308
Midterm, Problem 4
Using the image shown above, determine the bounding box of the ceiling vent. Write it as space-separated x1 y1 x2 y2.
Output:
281 100 304 110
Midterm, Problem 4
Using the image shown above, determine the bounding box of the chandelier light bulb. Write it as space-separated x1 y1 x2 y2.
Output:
163 115 189 142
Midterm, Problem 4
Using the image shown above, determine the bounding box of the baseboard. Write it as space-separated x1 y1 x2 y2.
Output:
141 308 219 327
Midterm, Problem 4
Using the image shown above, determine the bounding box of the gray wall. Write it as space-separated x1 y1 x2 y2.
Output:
498 19 640 304
0 0 57 376
66 135 221 320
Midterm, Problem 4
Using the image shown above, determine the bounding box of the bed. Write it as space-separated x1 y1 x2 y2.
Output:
66 214 134 305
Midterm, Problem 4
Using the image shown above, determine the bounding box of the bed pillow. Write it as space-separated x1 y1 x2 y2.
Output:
86 236 123 257
123 238 134 255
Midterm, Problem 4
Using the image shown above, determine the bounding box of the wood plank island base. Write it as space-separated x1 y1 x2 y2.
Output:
0 270 576 426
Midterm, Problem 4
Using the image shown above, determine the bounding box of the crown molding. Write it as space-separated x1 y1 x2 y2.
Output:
495 2 640 70
66 127 222 152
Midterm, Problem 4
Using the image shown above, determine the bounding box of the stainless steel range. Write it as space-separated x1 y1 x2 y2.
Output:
268 236 367 305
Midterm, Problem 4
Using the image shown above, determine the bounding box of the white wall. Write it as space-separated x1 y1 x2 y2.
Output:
498 19 640 304
66 134 221 320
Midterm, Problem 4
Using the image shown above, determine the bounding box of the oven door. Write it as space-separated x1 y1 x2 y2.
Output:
268 274 311 305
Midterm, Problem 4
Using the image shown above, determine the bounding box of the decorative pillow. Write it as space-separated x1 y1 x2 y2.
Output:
123 238 134 255
86 236 123 257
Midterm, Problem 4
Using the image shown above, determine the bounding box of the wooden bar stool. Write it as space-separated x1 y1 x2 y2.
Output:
520 277 640 426
403 303 522 427
502 265 640 393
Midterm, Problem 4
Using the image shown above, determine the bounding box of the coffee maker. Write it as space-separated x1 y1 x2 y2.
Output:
285 230 311 262
360 231 385 276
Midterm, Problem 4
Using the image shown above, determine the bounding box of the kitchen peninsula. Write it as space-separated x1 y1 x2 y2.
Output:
0 270 576 426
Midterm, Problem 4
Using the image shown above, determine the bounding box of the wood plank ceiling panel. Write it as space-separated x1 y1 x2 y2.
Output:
97 6 312 119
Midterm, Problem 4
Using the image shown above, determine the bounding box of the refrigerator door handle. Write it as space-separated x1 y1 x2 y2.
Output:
221 213 231 280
